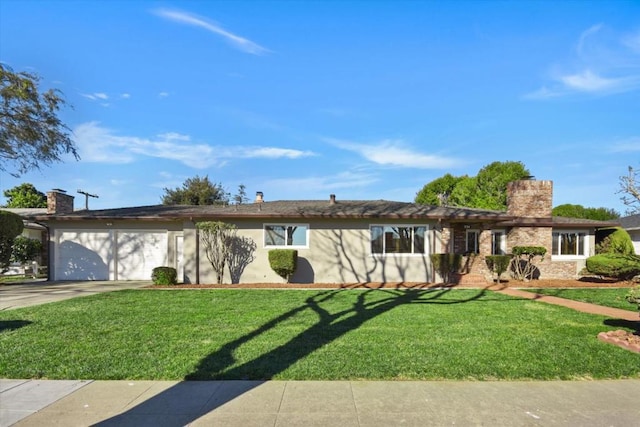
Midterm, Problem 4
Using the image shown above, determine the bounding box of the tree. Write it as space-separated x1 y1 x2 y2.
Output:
0 64 78 176
552 204 619 221
161 175 227 205
415 173 464 205
196 221 236 284
619 166 640 214
0 210 24 272
3 183 47 208
415 161 530 210
233 184 249 205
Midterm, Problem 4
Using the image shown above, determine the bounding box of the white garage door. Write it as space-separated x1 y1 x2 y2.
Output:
116 231 168 280
55 231 112 280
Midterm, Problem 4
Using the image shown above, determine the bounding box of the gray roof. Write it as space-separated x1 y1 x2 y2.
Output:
22 199 619 229
619 214 640 230
27 200 514 222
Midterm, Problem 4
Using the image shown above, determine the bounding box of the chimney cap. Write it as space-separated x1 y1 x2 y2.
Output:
51 188 67 193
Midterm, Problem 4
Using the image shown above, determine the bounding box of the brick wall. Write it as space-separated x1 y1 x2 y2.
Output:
47 191 74 214
507 180 553 217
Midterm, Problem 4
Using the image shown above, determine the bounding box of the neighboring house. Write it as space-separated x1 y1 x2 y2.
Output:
619 214 640 254
2 208 48 275
26 180 617 283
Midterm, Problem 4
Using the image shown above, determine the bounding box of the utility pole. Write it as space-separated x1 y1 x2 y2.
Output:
77 189 99 210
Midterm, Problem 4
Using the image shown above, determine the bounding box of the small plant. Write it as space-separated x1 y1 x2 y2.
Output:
485 255 511 284
626 286 640 316
510 246 546 281
268 249 298 282
151 267 177 285
430 253 462 284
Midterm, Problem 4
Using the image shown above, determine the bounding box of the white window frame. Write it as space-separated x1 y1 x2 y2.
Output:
491 230 507 255
551 229 589 259
465 229 480 254
370 224 429 256
263 223 309 248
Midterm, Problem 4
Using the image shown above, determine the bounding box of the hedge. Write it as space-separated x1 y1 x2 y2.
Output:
268 249 298 282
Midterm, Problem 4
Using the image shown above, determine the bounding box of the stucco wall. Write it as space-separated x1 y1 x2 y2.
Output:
193 219 436 284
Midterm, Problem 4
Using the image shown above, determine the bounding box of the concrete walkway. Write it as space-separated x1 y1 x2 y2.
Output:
2 379 639 426
0 281 151 310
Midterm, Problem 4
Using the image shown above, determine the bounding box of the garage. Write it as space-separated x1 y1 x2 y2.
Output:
54 230 168 281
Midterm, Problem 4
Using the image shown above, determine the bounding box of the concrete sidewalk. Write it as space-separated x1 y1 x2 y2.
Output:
2 379 639 426
0 281 151 310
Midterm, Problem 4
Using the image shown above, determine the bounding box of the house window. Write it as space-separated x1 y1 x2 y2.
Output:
552 231 586 256
466 229 479 254
492 230 506 255
264 224 308 247
371 225 427 254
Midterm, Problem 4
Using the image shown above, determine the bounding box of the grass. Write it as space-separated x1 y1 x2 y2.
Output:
0 288 638 381
529 288 637 311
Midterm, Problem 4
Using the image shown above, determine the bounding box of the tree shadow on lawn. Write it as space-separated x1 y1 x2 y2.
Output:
96 287 494 426
0 320 31 332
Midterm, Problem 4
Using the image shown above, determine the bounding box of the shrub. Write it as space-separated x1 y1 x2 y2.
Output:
0 210 24 273
268 249 298 282
11 236 43 265
430 253 462 284
626 286 640 315
595 227 634 255
151 266 178 285
585 254 640 280
510 246 546 281
485 255 512 284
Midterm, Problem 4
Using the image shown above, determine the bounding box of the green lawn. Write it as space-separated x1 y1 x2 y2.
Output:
0 288 638 381
529 288 638 312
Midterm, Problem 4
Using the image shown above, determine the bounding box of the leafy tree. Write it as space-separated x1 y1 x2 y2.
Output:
619 166 640 214
233 184 249 205
415 173 464 206
11 236 42 266
0 210 24 272
552 204 619 221
415 161 530 210
161 175 227 205
196 221 236 284
3 183 47 208
0 64 78 176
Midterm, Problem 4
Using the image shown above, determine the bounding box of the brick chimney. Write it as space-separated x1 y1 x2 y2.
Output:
506 180 552 217
47 189 74 214
329 194 336 205
255 191 264 203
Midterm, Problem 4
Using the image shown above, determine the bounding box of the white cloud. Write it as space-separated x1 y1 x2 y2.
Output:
240 147 315 159
609 137 640 152
327 138 459 169
81 92 109 101
120 93 131 99
72 122 315 169
559 70 639 93
153 8 270 55
265 171 377 197
527 24 640 99
158 91 169 98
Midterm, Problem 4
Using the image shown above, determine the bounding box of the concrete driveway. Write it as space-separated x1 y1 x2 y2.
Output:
0 281 150 310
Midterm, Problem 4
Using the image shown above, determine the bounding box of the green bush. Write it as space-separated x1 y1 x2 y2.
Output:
0 210 24 272
11 236 43 264
585 254 640 280
268 249 298 282
430 253 462 283
595 227 634 255
485 255 512 283
626 286 640 314
151 266 178 285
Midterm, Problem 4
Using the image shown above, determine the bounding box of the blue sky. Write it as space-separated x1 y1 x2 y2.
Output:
1 1 639 213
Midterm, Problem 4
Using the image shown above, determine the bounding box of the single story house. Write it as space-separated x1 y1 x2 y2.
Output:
26 179 617 284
